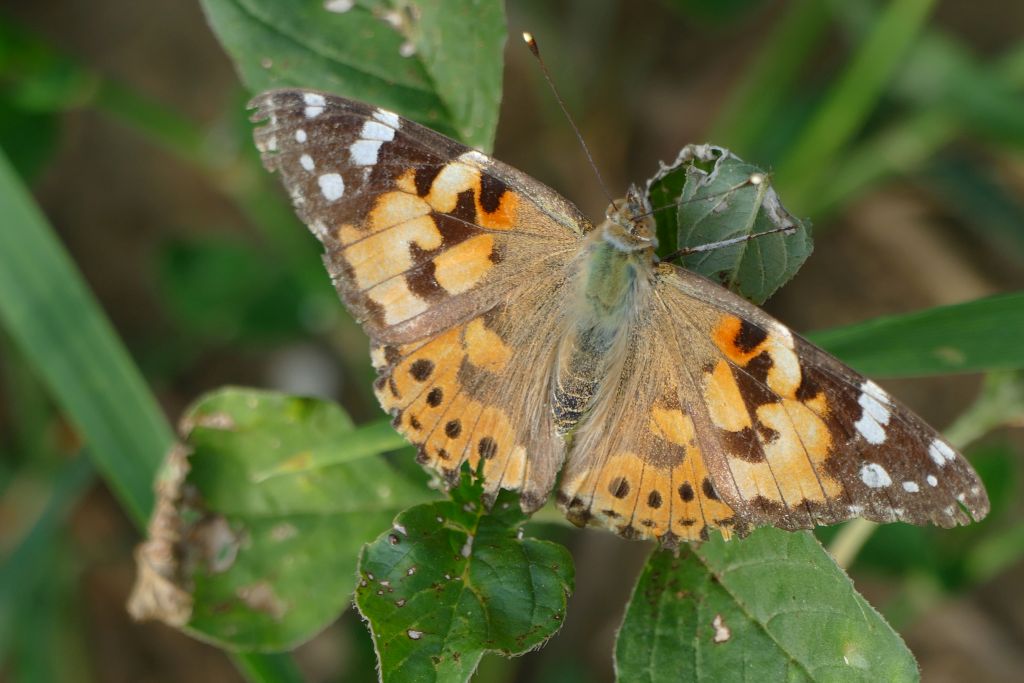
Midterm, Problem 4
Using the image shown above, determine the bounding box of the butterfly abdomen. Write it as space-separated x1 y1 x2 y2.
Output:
552 231 654 433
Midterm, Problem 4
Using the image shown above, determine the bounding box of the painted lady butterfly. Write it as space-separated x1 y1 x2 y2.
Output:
250 90 988 547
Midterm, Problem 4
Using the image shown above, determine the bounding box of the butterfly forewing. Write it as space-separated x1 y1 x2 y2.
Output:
250 90 584 344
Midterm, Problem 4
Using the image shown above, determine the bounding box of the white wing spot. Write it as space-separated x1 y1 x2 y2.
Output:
928 438 956 467
373 108 401 128
295 129 307 143
299 154 315 172
902 481 919 493
264 135 277 152
460 149 489 166
303 92 326 118
927 474 939 487
360 119 396 142
854 381 890 445
859 463 892 489
318 173 345 201
350 139 383 166
309 221 330 240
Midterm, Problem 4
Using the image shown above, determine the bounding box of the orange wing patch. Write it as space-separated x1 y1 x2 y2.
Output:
559 396 743 544
704 314 844 514
371 311 529 500
328 156 525 330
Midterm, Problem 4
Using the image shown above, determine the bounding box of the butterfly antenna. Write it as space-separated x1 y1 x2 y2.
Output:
523 31 617 208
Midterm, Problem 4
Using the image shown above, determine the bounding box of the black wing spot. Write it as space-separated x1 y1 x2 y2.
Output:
609 477 631 499
409 359 434 381
478 436 498 460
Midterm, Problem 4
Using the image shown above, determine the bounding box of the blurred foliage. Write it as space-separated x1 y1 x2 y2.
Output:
1 1 1023 682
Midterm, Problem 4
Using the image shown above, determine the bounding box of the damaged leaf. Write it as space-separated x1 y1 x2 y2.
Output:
614 529 918 682
646 144 813 304
129 388 433 651
355 475 574 682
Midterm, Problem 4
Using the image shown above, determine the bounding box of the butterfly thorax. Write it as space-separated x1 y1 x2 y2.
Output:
551 189 657 434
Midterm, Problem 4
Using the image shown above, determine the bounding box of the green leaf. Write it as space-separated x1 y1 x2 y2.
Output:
615 530 918 683
201 0 506 150
127 388 433 652
646 145 813 304
355 476 574 682
808 291 1024 377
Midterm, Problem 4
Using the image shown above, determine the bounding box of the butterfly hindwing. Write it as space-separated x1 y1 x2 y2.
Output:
557 304 749 545
250 89 585 344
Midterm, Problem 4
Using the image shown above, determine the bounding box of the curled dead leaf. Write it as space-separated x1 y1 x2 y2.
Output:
127 442 194 626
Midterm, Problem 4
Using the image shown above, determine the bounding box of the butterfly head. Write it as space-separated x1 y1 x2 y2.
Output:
602 185 658 254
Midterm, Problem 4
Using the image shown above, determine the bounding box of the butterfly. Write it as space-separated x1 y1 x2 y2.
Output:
249 89 989 547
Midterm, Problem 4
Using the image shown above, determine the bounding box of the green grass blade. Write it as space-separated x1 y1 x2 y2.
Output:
710 0 831 153
808 292 1024 377
775 0 937 206
0 148 167 520
0 148 307 681
231 652 307 683
809 40 1024 217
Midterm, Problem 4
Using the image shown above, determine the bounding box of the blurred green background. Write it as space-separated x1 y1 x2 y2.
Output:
1 0 1023 681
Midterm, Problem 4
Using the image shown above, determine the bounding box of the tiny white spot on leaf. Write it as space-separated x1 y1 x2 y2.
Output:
323 0 354 12
712 614 731 643
460 534 474 558
407 629 423 640
399 40 416 57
